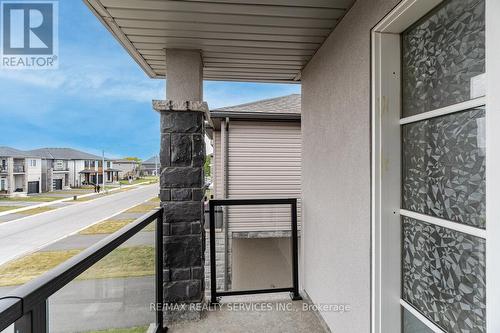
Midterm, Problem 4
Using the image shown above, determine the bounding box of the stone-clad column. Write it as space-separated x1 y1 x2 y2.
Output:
153 100 208 323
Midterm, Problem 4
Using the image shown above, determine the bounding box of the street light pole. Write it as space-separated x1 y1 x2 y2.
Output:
155 154 158 176
102 150 105 189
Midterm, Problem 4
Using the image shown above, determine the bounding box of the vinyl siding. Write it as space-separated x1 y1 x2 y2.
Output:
226 120 301 232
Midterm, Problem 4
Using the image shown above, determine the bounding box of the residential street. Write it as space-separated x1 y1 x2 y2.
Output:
0 183 159 266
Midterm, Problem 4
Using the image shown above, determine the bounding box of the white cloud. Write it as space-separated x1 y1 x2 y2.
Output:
0 63 164 103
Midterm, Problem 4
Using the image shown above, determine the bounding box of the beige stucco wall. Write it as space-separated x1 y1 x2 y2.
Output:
301 0 400 332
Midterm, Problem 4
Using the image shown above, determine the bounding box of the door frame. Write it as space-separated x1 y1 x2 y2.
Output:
371 0 500 332
370 0 482 332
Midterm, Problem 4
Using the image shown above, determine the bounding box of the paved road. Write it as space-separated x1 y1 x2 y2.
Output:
0 184 159 266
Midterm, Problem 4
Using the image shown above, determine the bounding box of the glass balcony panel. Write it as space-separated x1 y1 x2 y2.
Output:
402 107 486 228
210 203 293 293
48 223 157 333
402 0 485 117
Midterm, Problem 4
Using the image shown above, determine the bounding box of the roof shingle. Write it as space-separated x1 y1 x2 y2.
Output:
212 94 301 115
26 148 102 160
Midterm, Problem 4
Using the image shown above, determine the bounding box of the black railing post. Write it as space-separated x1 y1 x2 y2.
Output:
31 300 47 333
156 208 165 332
14 312 31 333
290 199 302 301
209 200 218 304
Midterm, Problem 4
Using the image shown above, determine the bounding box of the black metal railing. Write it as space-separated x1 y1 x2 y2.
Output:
208 198 301 304
0 208 165 333
13 165 25 173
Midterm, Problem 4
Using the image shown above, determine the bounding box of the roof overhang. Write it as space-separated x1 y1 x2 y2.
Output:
83 0 354 83
209 111 300 130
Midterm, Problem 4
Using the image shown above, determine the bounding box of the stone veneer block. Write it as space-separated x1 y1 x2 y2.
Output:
154 100 206 315
171 188 193 201
164 235 203 267
162 201 202 222
161 112 203 134
160 134 171 167
171 134 192 166
160 167 202 188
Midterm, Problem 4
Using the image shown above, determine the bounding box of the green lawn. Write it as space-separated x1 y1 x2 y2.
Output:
0 249 80 286
0 196 61 202
0 206 19 213
0 246 155 287
119 177 159 186
18 206 55 215
79 219 136 235
149 197 160 203
125 203 159 214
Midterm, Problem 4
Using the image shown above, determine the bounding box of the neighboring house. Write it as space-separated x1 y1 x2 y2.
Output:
113 159 141 180
27 148 120 191
0 146 42 197
141 156 159 176
208 94 301 291
79 159 121 185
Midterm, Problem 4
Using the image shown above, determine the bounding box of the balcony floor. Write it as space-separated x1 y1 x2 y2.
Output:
167 294 327 333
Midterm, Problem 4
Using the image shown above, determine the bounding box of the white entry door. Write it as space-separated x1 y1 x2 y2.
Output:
372 0 488 332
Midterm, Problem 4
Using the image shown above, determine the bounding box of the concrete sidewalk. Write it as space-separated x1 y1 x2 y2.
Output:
0 181 153 219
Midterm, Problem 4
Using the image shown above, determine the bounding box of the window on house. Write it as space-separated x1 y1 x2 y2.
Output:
30 160 37 167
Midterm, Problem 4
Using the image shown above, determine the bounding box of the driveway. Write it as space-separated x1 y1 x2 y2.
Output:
0 183 159 266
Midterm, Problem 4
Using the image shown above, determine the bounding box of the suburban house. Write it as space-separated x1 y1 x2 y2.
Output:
208 94 301 291
27 148 121 190
1 0 497 333
0 147 42 196
141 156 159 176
79 160 121 185
113 159 141 180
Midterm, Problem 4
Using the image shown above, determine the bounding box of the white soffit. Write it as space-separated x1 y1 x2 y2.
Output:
83 0 355 83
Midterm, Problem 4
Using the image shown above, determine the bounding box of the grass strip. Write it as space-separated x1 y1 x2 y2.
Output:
83 326 148 333
0 246 154 287
125 204 158 214
0 206 20 213
0 196 61 202
18 206 55 215
0 250 80 286
79 219 135 235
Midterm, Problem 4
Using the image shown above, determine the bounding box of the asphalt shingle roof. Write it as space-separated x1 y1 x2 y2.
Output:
0 146 31 158
142 156 158 164
213 94 301 114
26 148 102 160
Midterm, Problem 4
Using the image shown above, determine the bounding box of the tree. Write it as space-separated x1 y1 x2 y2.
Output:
204 155 211 178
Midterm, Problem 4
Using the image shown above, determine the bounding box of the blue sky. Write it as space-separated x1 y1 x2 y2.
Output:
0 0 300 160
